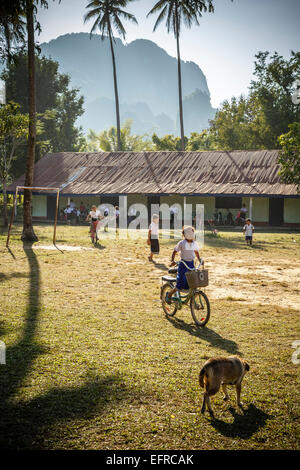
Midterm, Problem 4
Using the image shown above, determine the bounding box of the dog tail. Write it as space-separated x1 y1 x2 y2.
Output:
199 366 207 388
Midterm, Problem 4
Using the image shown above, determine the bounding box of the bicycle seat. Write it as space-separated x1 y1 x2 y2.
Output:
162 275 177 282
168 268 178 274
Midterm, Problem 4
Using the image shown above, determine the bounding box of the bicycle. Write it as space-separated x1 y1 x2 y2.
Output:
89 220 99 244
160 260 210 327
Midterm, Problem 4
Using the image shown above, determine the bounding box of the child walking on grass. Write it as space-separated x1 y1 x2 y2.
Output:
243 218 255 246
166 226 201 304
147 214 160 261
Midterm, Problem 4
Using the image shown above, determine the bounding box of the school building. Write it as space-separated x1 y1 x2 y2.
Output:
7 150 300 226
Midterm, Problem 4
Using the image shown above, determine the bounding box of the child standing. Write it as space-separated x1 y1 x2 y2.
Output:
147 214 160 261
166 226 201 303
243 218 254 246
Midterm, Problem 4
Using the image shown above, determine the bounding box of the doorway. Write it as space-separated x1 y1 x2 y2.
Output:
269 197 284 226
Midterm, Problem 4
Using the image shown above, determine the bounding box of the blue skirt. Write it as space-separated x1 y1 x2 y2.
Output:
176 260 195 291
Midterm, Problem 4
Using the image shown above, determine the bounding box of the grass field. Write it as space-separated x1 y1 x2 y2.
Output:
0 223 299 450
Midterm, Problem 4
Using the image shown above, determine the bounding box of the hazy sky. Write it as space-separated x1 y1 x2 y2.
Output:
36 0 300 108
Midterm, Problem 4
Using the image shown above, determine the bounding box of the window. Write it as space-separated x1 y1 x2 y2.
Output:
215 197 242 209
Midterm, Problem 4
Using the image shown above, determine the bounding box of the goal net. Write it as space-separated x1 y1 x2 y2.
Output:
6 186 60 248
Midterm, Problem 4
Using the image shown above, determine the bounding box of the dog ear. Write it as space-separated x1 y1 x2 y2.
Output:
244 361 250 371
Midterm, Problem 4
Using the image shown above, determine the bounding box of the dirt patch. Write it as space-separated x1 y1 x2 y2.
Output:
32 244 94 252
205 258 300 310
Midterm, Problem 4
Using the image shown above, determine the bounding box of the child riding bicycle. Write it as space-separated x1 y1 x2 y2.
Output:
86 205 103 243
166 226 201 304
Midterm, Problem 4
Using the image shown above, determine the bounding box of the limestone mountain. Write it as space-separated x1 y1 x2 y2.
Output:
40 33 216 136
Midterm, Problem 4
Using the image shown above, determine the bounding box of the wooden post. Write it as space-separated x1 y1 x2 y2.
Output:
53 190 60 245
249 197 253 220
6 187 19 248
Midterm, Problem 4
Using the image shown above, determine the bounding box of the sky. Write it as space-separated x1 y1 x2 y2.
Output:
36 0 300 109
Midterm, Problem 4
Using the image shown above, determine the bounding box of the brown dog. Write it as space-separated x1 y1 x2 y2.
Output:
199 356 250 415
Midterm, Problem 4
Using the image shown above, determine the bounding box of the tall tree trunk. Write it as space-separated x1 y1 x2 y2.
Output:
175 9 185 151
22 0 37 241
108 28 121 152
2 178 8 226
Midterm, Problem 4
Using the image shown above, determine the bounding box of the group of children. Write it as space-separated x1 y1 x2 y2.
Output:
147 213 255 301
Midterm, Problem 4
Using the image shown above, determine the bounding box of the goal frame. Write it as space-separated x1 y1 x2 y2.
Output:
6 185 60 248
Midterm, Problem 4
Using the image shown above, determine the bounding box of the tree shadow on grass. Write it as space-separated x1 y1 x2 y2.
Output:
0 242 130 449
165 315 240 355
0 272 29 282
209 404 272 440
0 373 130 449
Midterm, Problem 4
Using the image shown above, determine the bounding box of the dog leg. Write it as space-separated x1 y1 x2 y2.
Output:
236 383 244 407
201 393 207 414
206 396 214 416
222 383 229 401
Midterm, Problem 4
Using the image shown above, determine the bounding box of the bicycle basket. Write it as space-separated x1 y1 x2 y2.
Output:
185 269 209 288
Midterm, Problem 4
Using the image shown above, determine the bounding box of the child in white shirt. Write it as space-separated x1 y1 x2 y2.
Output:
166 226 201 303
243 218 254 246
147 214 159 261
86 205 102 243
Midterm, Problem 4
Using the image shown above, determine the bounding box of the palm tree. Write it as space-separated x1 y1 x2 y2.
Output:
22 0 60 241
21 0 38 241
147 0 214 151
84 0 138 152
0 3 25 66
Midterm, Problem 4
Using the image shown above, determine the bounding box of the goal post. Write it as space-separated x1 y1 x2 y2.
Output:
6 185 60 248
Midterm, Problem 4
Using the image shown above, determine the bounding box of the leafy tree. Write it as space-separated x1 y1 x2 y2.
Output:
85 120 153 151
208 95 273 150
0 102 28 225
278 122 300 191
147 0 214 151
208 51 300 151
186 129 216 151
249 50 300 147
84 0 138 152
3 52 85 176
152 132 188 151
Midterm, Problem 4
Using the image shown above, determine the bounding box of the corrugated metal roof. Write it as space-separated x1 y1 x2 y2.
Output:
7 150 299 196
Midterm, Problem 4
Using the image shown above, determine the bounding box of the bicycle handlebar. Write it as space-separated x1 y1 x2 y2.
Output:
174 259 204 270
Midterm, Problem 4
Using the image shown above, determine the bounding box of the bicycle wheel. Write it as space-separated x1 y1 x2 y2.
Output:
161 283 177 317
190 290 210 327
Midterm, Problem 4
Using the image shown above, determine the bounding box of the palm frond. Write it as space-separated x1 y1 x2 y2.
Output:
147 0 168 18
83 7 102 24
84 0 137 40
115 9 138 25
111 14 126 39
152 5 168 32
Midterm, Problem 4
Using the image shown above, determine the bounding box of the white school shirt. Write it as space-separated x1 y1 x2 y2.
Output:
89 210 100 220
244 223 254 236
149 222 159 236
175 239 199 261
